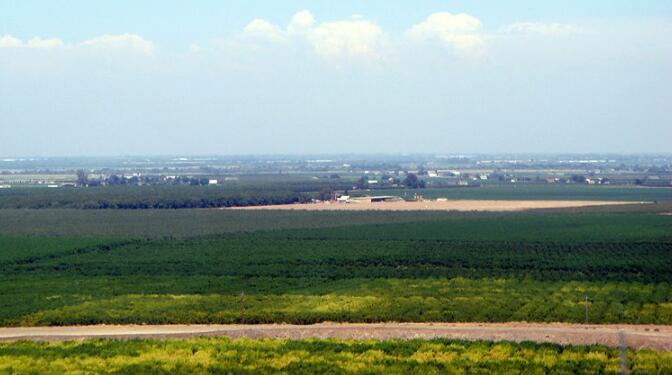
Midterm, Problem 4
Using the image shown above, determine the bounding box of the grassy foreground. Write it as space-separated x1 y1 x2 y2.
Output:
1 338 671 374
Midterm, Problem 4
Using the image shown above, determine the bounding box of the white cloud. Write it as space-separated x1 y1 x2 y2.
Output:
407 12 485 55
239 11 385 60
288 10 385 59
0 35 23 48
27 37 64 48
80 33 155 54
502 22 583 36
243 19 286 43
231 11 591 62
309 19 384 59
0 33 155 54
287 10 315 35
0 35 63 49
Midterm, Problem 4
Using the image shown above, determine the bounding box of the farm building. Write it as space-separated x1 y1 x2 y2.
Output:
347 196 403 203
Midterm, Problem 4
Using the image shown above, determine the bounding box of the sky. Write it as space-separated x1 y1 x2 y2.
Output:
1 1 671 156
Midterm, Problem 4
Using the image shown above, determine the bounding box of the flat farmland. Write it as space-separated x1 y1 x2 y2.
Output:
1 211 670 327
232 199 640 211
1 196 670 373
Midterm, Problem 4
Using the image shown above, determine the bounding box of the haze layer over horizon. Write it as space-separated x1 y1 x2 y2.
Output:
1 1 671 156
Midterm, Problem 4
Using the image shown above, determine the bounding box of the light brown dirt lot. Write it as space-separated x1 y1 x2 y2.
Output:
231 200 641 212
1 323 671 350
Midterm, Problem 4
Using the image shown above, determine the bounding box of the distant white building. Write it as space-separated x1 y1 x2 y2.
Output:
208 179 218 185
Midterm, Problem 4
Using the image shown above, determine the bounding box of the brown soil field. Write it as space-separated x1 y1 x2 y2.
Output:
1 323 670 350
231 200 641 212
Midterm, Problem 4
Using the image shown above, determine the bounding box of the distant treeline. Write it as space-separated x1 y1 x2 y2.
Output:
0 185 314 209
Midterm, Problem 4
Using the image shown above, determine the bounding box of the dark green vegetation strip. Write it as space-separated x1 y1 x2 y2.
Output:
271 213 672 242
1 338 670 374
6 238 670 283
0 209 466 237
0 212 670 325
0 237 116 264
0 185 314 209
0 176 352 209
1 208 671 238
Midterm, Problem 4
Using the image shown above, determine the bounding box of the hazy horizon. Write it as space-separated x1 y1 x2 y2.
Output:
0 151 672 161
3 153 672 162
2 1 671 156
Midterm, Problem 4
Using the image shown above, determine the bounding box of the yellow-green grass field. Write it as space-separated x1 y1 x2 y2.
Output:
1 338 671 374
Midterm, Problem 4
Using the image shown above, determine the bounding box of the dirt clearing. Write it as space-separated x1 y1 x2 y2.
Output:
231 200 642 212
1 323 671 350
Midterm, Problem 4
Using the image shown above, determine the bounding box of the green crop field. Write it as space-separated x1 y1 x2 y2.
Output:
1 338 670 374
0 209 467 237
1 211 670 326
1 192 671 373
1 204 670 237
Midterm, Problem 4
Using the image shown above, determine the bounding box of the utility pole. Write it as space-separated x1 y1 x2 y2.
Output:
584 294 589 324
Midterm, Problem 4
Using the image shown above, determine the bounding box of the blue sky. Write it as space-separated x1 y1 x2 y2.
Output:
1 1 671 156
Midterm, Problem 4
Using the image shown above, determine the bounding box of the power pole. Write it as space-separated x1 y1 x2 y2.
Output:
584 294 589 324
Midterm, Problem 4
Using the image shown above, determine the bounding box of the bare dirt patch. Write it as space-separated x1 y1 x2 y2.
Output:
1 323 671 350
231 200 641 212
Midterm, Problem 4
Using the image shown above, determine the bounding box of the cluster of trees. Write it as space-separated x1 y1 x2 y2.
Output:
354 173 425 190
0 186 312 209
74 194 309 209
79 171 214 187
402 173 426 188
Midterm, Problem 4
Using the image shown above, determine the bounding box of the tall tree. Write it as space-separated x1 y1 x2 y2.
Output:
76 170 89 186
403 173 425 189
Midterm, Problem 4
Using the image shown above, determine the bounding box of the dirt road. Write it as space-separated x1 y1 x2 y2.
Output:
230 200 641 212
1 323 670 350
